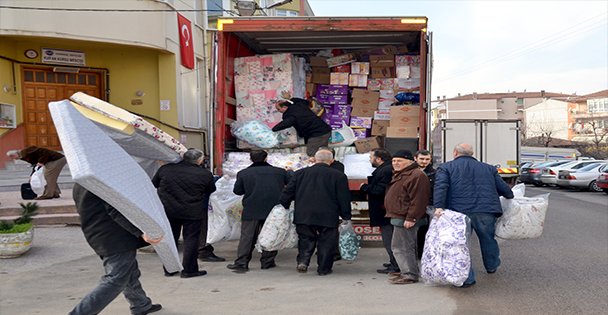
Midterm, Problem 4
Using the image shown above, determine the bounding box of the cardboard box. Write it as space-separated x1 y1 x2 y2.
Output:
395 78 420 91
386 126 418 138
351 106 376 117
332 64 351 73
351 89 379 108
390 115 418 127
324 94 349 105
349 74 368 87
326 53 356 67
370 66 395 79
329 113 350 126
379 89 395 99
374 111 391 120
350 116 373 129
312 72 330 84
312 67 330 74
330 72 349 85
354 136 383 153
396 66 410 79
352 128 369 140
390 105 420 119
309 56 328 67
371 120 390 136
316 84 349 95
369 54 395 67
332 104 351 116
367 78 396 91
351 62 370 75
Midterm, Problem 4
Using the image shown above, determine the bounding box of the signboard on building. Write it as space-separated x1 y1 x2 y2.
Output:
41 48 86 66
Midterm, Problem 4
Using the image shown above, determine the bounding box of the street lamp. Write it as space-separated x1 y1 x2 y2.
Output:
235 0 294 16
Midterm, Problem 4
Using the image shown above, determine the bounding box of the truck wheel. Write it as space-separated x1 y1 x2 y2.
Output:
589 180 602 192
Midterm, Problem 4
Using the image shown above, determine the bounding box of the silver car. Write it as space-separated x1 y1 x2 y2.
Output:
541 160 606 186
556 162 607 191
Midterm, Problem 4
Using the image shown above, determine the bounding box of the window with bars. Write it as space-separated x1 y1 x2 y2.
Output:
23 69 98 86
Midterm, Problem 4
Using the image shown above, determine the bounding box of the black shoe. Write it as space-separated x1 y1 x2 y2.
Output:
180 270 207 278
318 270 333 276
164 270 179 277
459 281 476 288
333 254 342 261
376 267 400 274
261 262 277 270
199 253 226 262
383 263 392 268
227 264 249 272
135 304 162 315
296 263 308 273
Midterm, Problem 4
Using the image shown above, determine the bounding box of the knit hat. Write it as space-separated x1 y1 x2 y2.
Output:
392 150 413 160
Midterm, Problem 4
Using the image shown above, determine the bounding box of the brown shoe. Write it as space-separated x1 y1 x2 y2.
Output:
389 276 418 285
388 272 401 279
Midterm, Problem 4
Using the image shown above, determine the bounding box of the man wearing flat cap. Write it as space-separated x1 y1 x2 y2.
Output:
383 150 430 285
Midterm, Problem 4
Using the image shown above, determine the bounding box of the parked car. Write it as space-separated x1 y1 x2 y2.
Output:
541 160 606 186
596 164 608 194
521 160 570 186
556 162 607 191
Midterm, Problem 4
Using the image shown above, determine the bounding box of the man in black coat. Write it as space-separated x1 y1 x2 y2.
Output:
152 148 216 278
279 150 352 276
226 150 290 273
360 149 399 274
271 98 332 157
414 149 436 259
69 184 162 315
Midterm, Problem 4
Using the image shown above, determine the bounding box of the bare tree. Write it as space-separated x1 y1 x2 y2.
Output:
579 117 608 151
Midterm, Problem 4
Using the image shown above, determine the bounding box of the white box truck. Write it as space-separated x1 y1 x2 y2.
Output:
434 119 520 183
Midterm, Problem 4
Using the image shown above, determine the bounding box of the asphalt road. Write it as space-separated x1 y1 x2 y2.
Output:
0 186 606 315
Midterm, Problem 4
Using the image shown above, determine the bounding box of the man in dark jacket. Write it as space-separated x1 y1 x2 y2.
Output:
279 150 352 276
227 150 290 272
384 150 430 285
434 143 514 288
360 149 399 274
69 184 162 315
414 149 435 259
152 148 216 278
7 146 67 199
272 98 332 156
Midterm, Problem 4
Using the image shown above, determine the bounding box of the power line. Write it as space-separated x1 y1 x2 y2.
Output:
436 12 608 82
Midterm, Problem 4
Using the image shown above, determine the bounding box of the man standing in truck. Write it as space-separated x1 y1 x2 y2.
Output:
272 98 332 157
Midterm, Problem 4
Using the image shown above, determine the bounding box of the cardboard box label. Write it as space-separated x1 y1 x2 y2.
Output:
374 111 391 120
316 84 349 95
331 64 351 73
351 62 370 75
378 98 394 110
352 128 369 140
379 89 395 99
386 126 418 138
326 53 356 67
367 78 396 91
350 116 373 129
369 54 395 67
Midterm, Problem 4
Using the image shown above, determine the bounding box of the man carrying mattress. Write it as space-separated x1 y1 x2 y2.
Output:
227 150 290 273
70 184 163 315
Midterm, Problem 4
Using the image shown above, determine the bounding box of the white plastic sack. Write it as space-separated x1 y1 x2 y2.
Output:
329 123 356 147
421 209 471 286
338 221 360 261
231 120 279 149
343 153 375 179
207 176 243 244
30 166 46 196
496 188 550 239
255 204 298 252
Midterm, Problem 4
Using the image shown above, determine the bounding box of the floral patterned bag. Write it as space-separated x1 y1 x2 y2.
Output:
420 209 471 286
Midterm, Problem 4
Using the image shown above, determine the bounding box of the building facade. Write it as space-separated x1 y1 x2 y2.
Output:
571 90 608 144
0 0 210 168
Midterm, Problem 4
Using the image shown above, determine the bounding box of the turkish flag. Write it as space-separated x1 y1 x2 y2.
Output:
177 14 194 69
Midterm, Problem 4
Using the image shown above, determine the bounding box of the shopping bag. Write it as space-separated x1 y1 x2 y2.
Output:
20 183 37 200
338 220 360 261
30 166 46 196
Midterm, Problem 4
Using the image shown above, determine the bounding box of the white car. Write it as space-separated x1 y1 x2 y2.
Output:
541 160 605 186
556 162 607 191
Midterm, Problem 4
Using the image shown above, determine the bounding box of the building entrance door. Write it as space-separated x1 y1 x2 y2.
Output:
22 67 103 151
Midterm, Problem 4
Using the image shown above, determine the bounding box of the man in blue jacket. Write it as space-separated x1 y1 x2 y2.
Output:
433 143 514 288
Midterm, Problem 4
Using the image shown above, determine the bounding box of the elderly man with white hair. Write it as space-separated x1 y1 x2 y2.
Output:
279 150 352 276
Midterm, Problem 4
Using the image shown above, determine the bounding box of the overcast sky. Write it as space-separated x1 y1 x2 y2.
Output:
307 0 608 99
